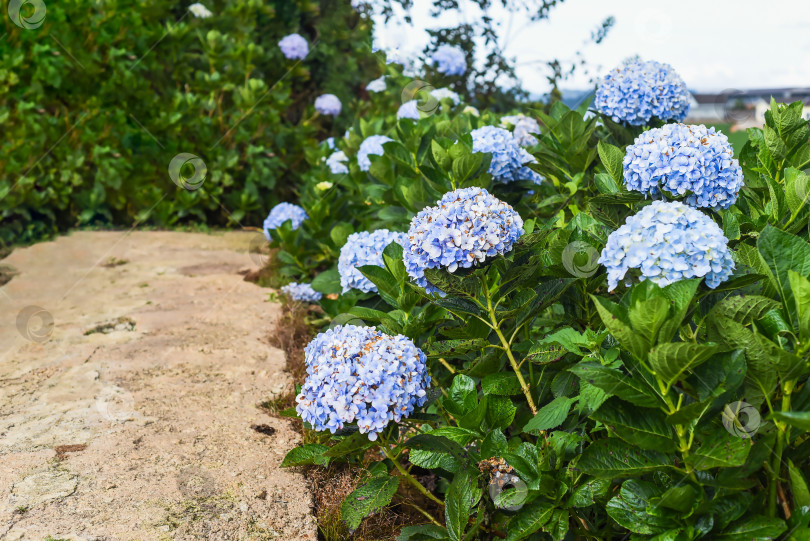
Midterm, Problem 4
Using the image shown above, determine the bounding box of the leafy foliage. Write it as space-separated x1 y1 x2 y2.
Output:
278 91 810 539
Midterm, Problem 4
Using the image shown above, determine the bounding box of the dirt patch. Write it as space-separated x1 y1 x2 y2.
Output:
83 316 136 335
53 444 87 461
0 231 316 540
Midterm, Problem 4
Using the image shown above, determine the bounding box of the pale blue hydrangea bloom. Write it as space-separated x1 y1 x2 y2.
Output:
431 87 460 105
295 324 431 440
397 100 421 120
357 135 393 172
403 187 524 295
432 45 466 76
324 137 336 150
623 123 743 209
188 2 212 18
373 45 404 65
280 282 322 303
263 203 308 238
278 33 309 60
326 150 349 175
595 60 690 126
599 200 734 291
338 230 407 293
500 114 540 147
315 94 342 116
471 126 540 183
366 76 387 93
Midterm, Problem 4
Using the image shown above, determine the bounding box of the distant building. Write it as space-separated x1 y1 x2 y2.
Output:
686 88 810 126
753 97 810 123
688 94 727 123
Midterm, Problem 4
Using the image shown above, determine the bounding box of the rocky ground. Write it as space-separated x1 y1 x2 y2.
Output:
0 231 316 541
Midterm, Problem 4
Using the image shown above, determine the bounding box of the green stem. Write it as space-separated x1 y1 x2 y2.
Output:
483 279 538 415
437 357 456 374
379 438 445 507
403 501 443 528
769 381 793 517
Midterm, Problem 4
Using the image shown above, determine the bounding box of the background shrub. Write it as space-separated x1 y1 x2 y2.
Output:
0 0 377 245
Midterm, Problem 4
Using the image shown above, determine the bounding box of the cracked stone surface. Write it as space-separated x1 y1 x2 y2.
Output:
0 231 316 541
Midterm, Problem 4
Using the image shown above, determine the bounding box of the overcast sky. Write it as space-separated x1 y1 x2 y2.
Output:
373 0 810 94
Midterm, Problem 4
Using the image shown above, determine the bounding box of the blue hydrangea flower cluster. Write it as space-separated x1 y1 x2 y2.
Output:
338 230 407 293
326 150 349 175
397 100 421 120
599 200 734 291
403 187 524 294
280 282 322 303
262 202 308 238
500 114 540 147
278 33 308 60
623 123 744 209
471 126 539 183
315 94 342 116
295 324 431 440
594 60 690 126
357 135 393 172
432 45 466 76
431 87 460 105
366 76 387 93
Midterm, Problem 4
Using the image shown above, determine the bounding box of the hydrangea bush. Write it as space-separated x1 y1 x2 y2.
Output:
262 202 308 237
595 59 691 126
403 187 524 294
267 48 810 541
338 230 407 293
599 200 735 290
471 126 541 183
623 123 744 208
431 44 467 76
315 94 342 116
295 324 430 440
280 282 322 303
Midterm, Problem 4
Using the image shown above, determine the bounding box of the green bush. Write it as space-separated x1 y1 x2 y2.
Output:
0 0 377 245
277 62 810 537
